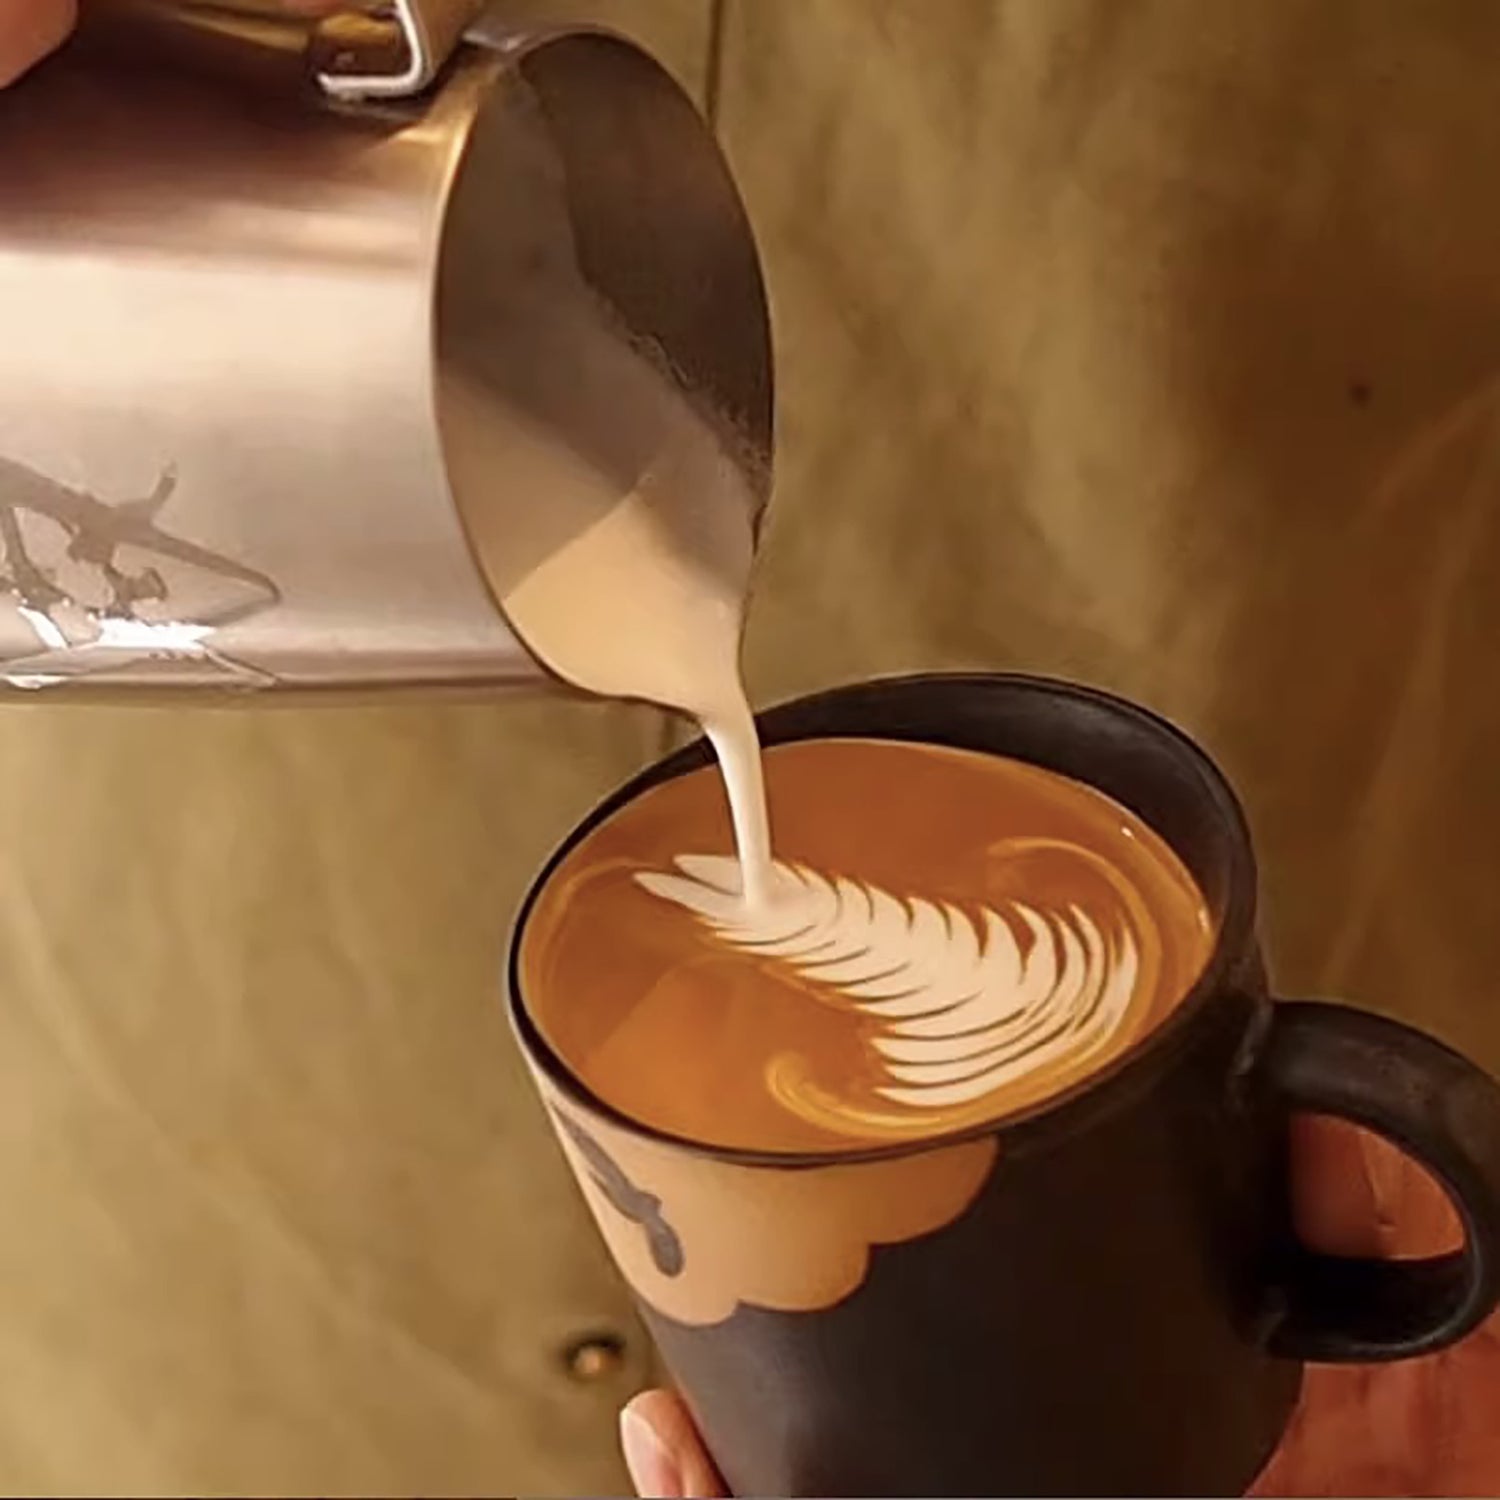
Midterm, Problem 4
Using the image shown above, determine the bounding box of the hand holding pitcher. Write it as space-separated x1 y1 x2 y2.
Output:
0 0 73 83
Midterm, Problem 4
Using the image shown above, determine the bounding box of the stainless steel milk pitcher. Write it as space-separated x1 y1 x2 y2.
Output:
0 1 772 695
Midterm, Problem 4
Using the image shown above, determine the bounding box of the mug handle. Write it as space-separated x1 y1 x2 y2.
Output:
1258 1000 1500 1362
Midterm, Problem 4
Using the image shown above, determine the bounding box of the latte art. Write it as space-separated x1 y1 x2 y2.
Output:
521 739 1213 1154
637 851 1147 1130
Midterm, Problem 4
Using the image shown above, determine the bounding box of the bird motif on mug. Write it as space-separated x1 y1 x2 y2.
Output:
555 1109 686 1277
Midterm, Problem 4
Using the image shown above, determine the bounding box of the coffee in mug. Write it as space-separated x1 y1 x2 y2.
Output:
510 674 1500 1498
520 738 1214 1152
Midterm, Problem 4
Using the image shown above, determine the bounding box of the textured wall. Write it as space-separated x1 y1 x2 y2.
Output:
2 1 1499 1494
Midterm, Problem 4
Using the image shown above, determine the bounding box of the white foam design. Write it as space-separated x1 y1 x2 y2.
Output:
635 855 1141 1110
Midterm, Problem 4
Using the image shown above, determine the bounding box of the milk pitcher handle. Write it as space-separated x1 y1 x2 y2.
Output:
120 0 481 99
313 0 481 100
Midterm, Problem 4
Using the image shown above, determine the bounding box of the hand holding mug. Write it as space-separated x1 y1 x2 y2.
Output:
512 675 1500 1497
620 1116 1500 1498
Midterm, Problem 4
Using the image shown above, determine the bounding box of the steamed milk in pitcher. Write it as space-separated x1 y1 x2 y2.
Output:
433 77 773 906
444 331 773 906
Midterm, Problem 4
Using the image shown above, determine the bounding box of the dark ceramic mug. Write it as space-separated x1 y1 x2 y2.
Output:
509 674 1500 1497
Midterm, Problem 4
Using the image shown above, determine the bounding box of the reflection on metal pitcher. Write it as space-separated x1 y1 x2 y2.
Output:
0 456 282 691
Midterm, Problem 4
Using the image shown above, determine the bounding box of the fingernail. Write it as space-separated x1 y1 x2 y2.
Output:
621 1406 683 1499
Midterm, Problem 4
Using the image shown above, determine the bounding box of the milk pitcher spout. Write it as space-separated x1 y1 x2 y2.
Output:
0 1 773 697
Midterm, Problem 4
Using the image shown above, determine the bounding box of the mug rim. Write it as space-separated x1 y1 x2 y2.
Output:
506 670 1259 1168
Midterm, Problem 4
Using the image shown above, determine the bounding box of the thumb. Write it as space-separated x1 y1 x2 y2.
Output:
0 0 76 87
621 1390 727 1499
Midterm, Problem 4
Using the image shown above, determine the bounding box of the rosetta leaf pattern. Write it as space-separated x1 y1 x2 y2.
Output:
635 854 1140 1110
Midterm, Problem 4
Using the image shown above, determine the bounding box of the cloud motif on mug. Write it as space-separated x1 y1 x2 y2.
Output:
545 1094 999 1328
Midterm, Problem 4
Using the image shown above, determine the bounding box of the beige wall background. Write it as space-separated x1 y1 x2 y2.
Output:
1 1 1498 1494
